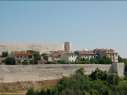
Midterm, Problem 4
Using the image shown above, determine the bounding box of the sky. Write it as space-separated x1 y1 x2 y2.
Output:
0 1 127 57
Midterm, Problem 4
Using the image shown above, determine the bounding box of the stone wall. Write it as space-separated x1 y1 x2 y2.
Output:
0 63 124 83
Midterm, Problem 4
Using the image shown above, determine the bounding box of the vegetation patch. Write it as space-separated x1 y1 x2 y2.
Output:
26 68 127 95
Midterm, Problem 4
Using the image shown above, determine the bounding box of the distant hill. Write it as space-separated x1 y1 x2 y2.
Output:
0 42 64 53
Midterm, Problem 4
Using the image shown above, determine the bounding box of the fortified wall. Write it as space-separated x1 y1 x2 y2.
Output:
0 63 124 82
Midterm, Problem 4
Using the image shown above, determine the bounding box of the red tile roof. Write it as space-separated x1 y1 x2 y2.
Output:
14 51 32 56
79 51 96 56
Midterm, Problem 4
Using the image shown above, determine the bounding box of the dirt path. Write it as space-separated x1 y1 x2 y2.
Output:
0 91 26 95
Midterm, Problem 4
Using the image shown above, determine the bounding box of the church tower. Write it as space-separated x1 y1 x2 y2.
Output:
64 42 70 53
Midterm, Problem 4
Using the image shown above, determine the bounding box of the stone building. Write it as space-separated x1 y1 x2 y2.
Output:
93 48 118 63
64 42 70 53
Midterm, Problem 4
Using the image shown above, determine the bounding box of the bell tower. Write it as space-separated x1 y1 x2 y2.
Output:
64 42 70 53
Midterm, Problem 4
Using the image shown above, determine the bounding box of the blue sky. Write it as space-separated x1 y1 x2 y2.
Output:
0 1 127 57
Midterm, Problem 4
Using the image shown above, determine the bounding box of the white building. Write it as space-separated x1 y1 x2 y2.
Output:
61 53 78 63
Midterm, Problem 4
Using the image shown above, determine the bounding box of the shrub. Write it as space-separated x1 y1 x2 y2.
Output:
106 74 119 85
4 57 16 65
90 68 107 81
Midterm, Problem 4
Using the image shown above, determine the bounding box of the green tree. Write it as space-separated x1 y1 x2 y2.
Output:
114 80 127 95
90 68 107 81
26 88 36 95
27 50 41 64
1 51 8 57
118 55 123 62
4 57 16 65
41 53 48 61
22 60 30 65
57 60 66 64
26 68 126 95
106 74 119 85
91 80 111 95
97 56 112 64
105 57 112 64
90 58 96 64
33 51 41 64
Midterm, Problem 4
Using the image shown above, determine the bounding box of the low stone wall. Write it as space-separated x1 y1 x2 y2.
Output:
0 63 124 82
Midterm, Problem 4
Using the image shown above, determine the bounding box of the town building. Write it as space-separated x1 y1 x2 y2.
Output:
11 51 33 64
93 48 118 63
0 42 120 64
78 50 96 60
49 50 65 62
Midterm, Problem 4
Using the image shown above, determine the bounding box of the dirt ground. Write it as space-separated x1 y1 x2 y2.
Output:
0 80 59 95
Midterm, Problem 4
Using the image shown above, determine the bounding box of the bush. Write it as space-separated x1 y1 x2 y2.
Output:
4 57 16 65
1 51 8 57
26 68 126 95
26 88 35 95
22 60 31 65
89 68 107 81
106 74 119 85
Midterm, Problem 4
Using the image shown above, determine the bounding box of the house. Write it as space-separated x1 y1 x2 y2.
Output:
11 51 33 64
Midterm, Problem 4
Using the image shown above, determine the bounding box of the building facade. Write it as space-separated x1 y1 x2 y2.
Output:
11 51 33 64
64 42 70 53
78 50 96 59
93 48 118 63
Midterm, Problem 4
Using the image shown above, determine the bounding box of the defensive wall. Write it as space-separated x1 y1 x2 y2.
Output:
0 63 124 82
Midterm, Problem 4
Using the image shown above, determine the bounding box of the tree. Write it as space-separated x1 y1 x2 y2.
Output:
1 51 8 57
33 51 41 64
76 55 112 64
26 88 35 95
41 53 48 61
97 56 112 64
22 60 30 65
27 50 41 64
105 57 112 64
90 58 96 64
57 60 66 64
116 81 127 95
26 68 125 95
4 57 16 65
75 68 85 76
74 51 80 56
91 80 112 95
106 74 119 85
118 55 123 62
90 68 107 81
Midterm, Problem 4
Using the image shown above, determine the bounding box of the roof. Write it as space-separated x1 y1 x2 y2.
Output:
14 51 32 56
63 52 77 56
94 48 115 54
79 50 96 56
